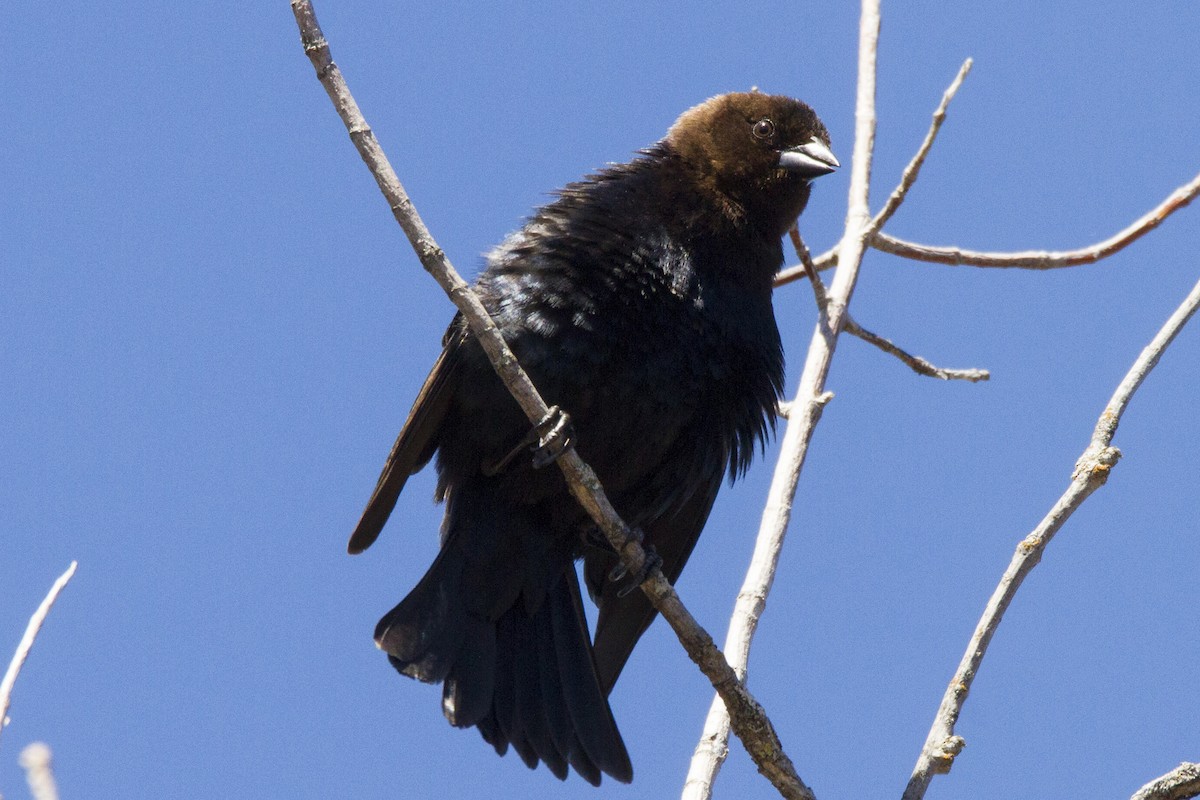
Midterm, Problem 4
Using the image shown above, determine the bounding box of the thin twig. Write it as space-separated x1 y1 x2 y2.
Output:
19 743 60 800
290 3 812 796
864 58 973 238
0 562 78 752
867 169 1200 269
844 317 990 382
788 227 831 314
902 273 1200 800
777 58 974 286
1132 762 1200 800
682 0 882 796
789 228 986 382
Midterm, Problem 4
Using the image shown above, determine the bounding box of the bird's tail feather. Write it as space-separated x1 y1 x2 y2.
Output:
374 506 632 785
472 568 632 785
376 543 470 683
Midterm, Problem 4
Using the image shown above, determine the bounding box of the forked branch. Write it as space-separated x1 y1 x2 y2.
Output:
776 57 974 286
792 228 989 382
682 0 882 795
902 273 1200 800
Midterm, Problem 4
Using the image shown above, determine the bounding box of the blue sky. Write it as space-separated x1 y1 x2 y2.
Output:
3 3 1198 799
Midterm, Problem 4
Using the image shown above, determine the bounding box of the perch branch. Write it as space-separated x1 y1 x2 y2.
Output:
290 3 812 796
682 0 882 796
902 272 1200 800
0 562 77 752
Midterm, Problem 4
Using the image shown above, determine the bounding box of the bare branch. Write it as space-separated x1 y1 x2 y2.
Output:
0 562 77 752
864 58 973 238
788 229 982 381
777 58 974 287
788 227 831 314
19 743 60 800
1132 763 1200 800
844 316 990 382
869 169 1200 269
682 0 882 796
903 273 1200 800
290 3 812 796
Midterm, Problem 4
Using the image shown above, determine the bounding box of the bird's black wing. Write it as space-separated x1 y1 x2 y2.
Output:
347 323 466 554
587 467 723 695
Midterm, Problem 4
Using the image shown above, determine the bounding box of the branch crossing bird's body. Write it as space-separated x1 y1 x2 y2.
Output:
349 92 837 785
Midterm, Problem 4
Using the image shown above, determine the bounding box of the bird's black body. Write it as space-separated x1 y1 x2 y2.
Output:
350 92 836 785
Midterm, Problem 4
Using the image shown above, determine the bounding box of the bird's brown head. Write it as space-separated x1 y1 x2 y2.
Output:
666 92 837 236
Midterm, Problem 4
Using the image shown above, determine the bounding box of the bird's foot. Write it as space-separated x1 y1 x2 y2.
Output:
607 530 662 598
482 406 575 476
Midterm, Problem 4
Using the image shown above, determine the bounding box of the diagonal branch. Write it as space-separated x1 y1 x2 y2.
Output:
1132 762 1200 800
902 272 1200 800
861 58 973 239
789 229 988 382
290 2 812 797
776 57 974 286
843 316 990 382
682 0 882 796
788 227 833 323
870 169 1200 269
0 562 78 753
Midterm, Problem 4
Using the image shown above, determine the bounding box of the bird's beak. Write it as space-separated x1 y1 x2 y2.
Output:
778 137 840 178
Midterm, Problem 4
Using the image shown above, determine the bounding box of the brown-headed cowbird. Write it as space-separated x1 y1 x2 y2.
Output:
349 92 837 785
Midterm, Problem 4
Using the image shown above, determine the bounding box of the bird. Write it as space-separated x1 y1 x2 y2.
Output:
349 91 837 785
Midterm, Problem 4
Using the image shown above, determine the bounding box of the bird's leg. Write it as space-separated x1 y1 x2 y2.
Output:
582 525 663 596
482 405 575 476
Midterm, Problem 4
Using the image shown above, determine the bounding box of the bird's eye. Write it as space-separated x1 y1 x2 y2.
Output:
751 118 776 141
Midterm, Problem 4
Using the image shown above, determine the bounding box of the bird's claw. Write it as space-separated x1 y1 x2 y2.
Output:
482 406 575 476
606 526 645 581
530 406 575 469
608 532 660 599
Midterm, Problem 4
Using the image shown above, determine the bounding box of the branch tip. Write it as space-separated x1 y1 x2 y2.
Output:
0 562 78 752
871 169 1200 270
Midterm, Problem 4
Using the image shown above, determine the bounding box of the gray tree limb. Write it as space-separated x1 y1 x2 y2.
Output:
902 274 1200 800
290 2 812 796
